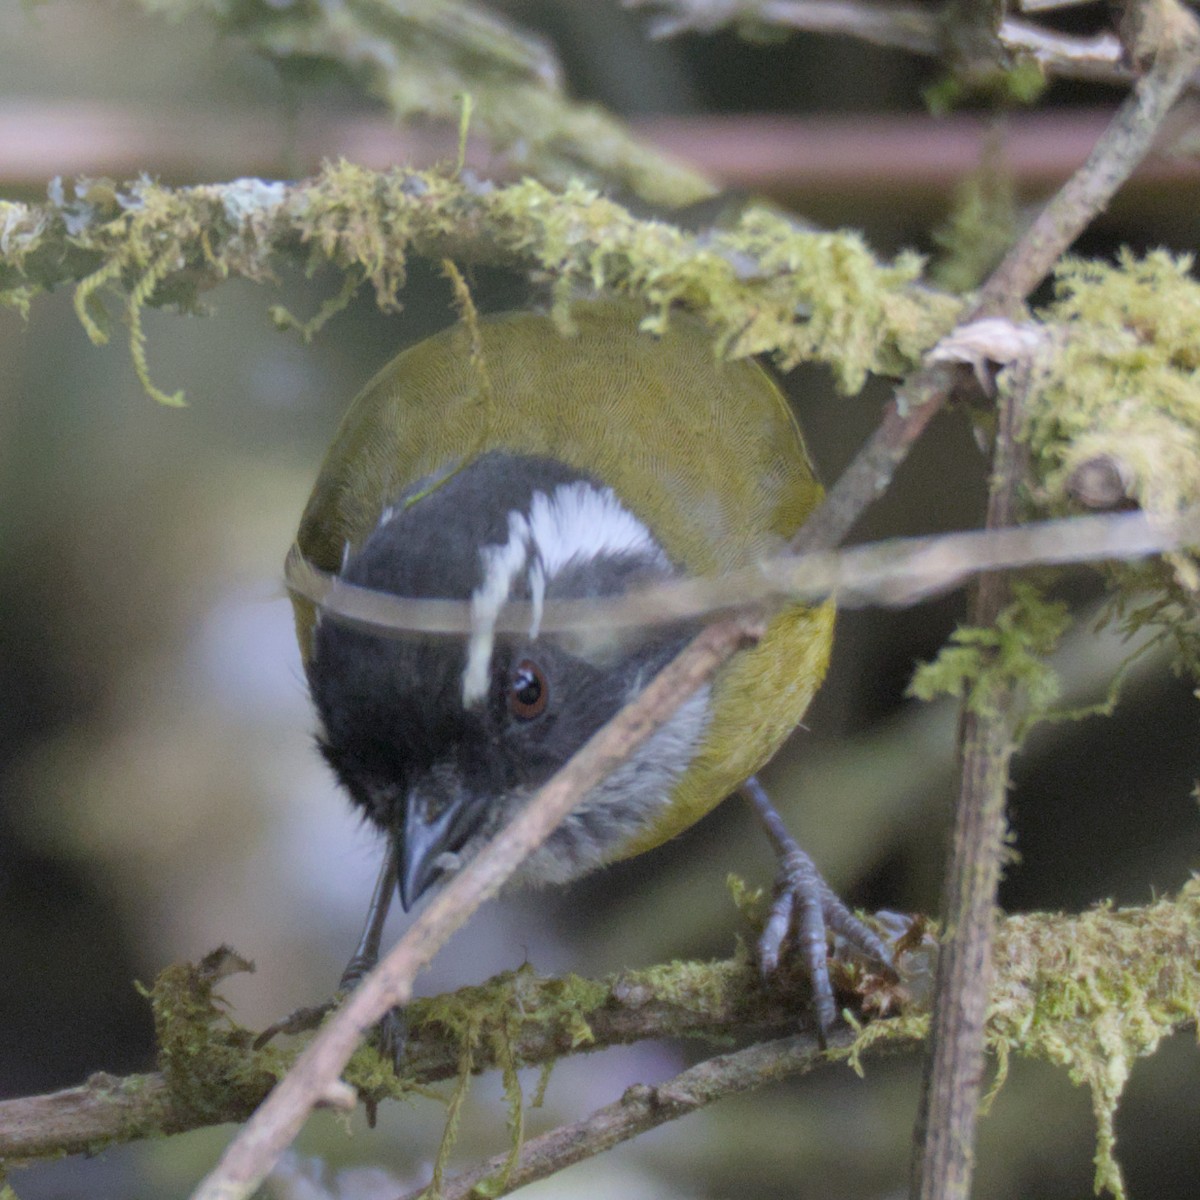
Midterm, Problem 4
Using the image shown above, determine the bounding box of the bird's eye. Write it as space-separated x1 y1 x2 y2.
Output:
508 659 548 720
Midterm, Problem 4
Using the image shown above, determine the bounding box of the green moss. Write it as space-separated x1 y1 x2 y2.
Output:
931 157 1018 293
726 873 767 927
1031 251 1200 517
923 55 1047 116
1020 250 1200 674
146 947 293 1126
841 1010 929 1078
412 963 608 1054
989 879 1200 1197
487 182 958 391
907 582 1072 723
1 168 957 406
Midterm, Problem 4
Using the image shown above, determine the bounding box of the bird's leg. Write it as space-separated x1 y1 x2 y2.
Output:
338 840 398 989
740 776 894 1039
338 842 407 1068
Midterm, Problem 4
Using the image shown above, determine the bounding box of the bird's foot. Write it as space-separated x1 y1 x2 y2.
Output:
740 777 898 1042
757 841 897 1042
337 953 410 1075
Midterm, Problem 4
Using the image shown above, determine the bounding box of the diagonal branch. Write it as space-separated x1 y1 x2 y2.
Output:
977 2 1200 312
187 618 757 1200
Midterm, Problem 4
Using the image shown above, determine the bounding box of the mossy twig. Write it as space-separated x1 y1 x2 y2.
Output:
909 13 1200 1196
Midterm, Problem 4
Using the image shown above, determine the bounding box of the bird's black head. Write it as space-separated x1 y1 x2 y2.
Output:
308 451 707 908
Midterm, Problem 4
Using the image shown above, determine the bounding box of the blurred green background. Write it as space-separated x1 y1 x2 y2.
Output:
1 2 1197 1197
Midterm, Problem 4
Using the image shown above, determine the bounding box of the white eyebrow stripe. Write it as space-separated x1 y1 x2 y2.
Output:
527 482 667 581
462 511 531 706
527 559 546 642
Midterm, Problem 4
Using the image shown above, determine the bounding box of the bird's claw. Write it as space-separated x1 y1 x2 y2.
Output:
758 843 896 1044
253 1000 335 1049
374 1007 409 1069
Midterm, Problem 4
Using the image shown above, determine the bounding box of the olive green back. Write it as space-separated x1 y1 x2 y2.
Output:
294 299 833 855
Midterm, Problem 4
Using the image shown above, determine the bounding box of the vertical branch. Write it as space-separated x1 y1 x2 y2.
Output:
909 360 1028 1200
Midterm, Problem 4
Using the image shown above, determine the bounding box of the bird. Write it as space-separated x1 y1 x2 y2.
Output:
287 297 890 1043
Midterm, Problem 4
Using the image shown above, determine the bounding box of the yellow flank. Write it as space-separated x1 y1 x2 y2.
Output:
293 299 834 860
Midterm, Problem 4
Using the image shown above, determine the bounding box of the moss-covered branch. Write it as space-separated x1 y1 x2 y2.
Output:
0 166 958 399
3 164 1197 660
2 882 1197 1195
990 880 1200 1193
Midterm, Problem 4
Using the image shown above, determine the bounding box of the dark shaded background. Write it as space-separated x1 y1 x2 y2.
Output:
1 2 1197 1197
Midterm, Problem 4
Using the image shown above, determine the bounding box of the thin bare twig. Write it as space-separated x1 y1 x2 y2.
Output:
1018 0 1096 12
978 3 1200 312
789 362 962 552
394 1031 857 1200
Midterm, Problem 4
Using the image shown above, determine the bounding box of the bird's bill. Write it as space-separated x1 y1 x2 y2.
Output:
397 784 489 910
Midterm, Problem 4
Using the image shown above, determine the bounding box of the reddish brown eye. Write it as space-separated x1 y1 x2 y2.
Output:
508 659 548 719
